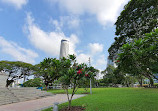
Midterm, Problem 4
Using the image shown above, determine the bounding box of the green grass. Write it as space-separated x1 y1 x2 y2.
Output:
43 88 158 111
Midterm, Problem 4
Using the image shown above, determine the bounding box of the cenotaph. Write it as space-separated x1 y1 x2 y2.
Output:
60 39 69 58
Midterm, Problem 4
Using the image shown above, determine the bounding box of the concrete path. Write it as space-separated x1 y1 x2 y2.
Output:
0 94 86 111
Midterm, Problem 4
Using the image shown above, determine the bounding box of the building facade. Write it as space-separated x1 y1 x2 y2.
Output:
59 39 69 59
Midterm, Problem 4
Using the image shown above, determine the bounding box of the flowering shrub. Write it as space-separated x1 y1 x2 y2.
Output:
85 74 89 77
59 55 97 109
77 69 83 74
117 60 120 62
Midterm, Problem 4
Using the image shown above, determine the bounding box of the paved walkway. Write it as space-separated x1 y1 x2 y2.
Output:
0 94 86 111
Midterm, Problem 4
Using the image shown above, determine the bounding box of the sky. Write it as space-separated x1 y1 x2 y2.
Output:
0 0 129 78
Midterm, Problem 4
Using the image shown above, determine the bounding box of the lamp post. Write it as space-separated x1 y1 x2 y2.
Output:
90 78 92 94
89 57 92 94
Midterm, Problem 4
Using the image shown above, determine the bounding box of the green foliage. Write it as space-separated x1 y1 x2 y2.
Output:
23 78 44 87
35 58 61 90
102 65 126 86
154 83 158 87
34 54 97 108
108 0 158 59
59 55 97 87
96 79 109 87
117 29 158 86
58 55 97 109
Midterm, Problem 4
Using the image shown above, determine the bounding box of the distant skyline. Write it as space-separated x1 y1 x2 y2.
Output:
0 0 129 78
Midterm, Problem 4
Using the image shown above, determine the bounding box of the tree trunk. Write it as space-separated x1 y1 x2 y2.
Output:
45 81 48 91
139 79 143 87
45 85 48 90
64 87 71 110
68 100 71 110
149 78 154 87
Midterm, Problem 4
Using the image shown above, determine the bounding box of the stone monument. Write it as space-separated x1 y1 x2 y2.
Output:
60 39 69 58
0 72 7 87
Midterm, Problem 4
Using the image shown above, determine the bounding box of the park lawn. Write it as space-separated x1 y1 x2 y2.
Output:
44 88 158 111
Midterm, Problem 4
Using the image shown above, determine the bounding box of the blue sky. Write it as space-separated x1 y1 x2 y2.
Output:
0 0 129 78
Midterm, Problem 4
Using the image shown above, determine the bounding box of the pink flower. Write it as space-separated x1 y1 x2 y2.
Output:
116 60 120 63
77 69 82 74
85 74 88 77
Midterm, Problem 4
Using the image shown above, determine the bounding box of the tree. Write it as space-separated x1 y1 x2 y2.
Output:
102 65 116 85
117 29 158 86
80 66 99 92
108 0 158 60
122 75 137 87
59 55 96 109
35 58 61 90
0 61 34 87
102 65 137 87
102 65 125 86
23 78 45 87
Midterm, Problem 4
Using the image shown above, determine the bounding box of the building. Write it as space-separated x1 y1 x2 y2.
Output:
59 39 69 59
107 56 117 68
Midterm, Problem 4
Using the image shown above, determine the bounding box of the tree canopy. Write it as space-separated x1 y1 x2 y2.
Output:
108 0 158 60
23 78 44 87
34 58 61 90
117 29 158 86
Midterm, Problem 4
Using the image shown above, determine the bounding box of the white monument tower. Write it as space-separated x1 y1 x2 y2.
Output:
60 39 69 58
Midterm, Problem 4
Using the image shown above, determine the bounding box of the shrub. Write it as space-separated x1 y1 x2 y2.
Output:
154 83 158 87
23 78 45 87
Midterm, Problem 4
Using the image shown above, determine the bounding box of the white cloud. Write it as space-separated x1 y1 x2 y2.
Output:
77 53 90 64
48 0 129 26
76 43 106 78
49 18 63 31
60 16 80 29
96 55 107 67
77 44 106 69
25 13 107 76
25 13 79 57
94 55 107 79
49 16 80 30
76 42 105 69
1 0 27 9
96 69 104 79
76 53 106 79
0 36 38 64
89 43 104 55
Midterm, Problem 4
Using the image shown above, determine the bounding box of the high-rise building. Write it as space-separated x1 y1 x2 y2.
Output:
107 56 114 66
59 39 69 58
107 56 117 67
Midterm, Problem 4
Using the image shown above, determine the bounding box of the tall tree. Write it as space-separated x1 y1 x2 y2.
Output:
109 0 158 60
35 58 61 90
117 29 158 86
102 65 125 86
